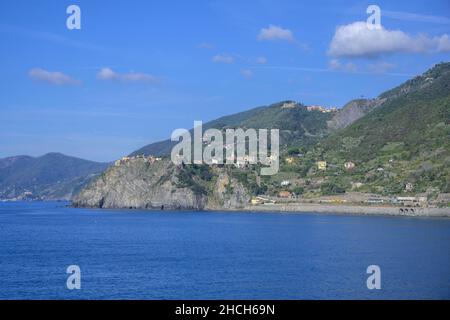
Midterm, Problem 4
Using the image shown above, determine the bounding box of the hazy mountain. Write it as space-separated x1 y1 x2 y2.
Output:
0 153 109 200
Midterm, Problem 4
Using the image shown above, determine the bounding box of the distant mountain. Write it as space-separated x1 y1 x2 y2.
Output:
131 101 335 156
0 153 109 200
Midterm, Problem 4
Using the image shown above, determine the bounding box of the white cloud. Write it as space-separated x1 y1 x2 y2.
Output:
29 68 79 85
212 54 235 64
240 69 253 78
97 68 158 83
97 67 116 80
258 25 294 42
256 56 267 64
328 21 450 57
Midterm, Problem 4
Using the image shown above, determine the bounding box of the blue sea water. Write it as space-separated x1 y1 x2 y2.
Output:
0 201 449 300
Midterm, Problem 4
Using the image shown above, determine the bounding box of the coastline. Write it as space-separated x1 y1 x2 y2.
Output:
71 201 450 218
4 199 448 218
239 203 450 217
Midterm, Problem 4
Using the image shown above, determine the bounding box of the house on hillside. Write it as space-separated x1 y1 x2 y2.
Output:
278 191 292 198
344 161 355 170
317 161 327 170
285 157 295 164
280 180 290 186
114 156 131 166
405 183 414 192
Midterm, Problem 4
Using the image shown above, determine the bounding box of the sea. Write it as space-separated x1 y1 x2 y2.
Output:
0 201 449 299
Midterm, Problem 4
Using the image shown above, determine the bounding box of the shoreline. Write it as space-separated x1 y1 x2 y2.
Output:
76 203 450 218
239 203 450 217
3 199 449 218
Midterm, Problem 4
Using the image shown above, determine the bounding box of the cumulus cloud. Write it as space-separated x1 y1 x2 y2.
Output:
97 68 158 83
29 68 79 85
258 25 294 42
212 54 235 64
328 21 450 57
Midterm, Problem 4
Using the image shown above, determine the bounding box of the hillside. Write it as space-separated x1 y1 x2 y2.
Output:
74 62 450 210
326 98 383 130
131 101 335 156
303 62 450 196
0 153 109 200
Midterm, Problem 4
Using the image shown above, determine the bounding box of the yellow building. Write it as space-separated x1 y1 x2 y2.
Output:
285 157 295 164
317 161 327 170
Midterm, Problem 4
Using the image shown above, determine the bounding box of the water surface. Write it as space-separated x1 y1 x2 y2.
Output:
0 201 449 299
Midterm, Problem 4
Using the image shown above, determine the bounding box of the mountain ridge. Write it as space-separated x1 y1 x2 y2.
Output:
73 62 450 209
0 153 109 200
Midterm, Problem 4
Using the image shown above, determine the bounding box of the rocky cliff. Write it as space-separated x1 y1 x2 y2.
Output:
327 98 383 130
72 157 251 210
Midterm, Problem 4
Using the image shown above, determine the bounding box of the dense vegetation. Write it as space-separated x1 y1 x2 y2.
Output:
131 101 333 157
162 63 450 200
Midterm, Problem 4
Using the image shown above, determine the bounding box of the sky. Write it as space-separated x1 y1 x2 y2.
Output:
0 0 449 162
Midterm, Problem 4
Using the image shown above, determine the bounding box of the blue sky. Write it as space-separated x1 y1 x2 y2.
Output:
1 0 449 161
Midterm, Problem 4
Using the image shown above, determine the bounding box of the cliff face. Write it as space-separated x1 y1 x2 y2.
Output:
327 99 383 130
207 172 251 210
72 158 251 210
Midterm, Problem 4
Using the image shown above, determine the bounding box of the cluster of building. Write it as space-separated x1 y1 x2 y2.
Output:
250 194 429 207
394 196 428 207
364 196 428 207
280 102 297 109
306 105 338 113
277 101 338 113
114 154 162 166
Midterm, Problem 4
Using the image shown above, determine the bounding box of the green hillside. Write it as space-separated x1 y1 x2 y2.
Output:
172 62 450 200
299 62 450 196
131 101 334 156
